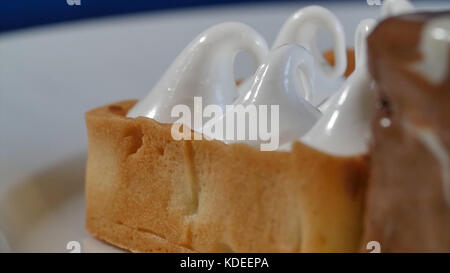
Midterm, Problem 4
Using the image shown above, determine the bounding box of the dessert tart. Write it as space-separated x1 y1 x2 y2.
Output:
85 100 367 252
84 0 450 252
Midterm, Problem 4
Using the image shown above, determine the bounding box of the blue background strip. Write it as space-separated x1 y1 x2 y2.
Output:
0 0 353 33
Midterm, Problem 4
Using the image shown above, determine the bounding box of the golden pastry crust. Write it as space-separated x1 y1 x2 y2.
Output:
85 100 368 252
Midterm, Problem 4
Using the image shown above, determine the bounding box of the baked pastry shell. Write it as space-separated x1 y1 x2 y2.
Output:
85 100 367 252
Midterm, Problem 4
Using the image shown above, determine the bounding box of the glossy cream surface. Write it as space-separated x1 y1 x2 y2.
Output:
127 0 432 157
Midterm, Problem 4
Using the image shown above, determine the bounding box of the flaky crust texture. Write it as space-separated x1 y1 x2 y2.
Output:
85 100 368 253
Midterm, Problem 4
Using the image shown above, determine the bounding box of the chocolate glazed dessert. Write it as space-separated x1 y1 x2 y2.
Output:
363 12 450 252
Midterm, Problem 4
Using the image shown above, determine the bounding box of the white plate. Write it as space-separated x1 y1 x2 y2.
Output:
0 1 448 252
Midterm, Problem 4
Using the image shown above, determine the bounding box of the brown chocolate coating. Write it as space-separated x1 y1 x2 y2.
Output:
362 12 450 252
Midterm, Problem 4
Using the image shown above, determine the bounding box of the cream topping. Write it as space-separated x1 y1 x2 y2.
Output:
381 0 414 18
414 16 450 84
203 44 322 150
127 2 448 157
272 5 347 106
298 19 376 156
126 22 269 130
296 0 416 155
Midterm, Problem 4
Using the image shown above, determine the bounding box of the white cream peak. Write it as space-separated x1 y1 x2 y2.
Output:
272 6 347 106
126 22 269 128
